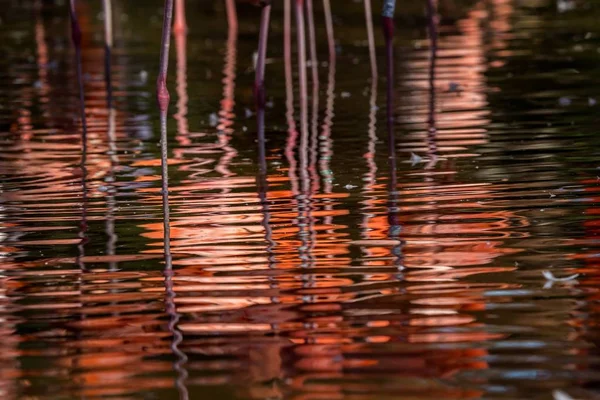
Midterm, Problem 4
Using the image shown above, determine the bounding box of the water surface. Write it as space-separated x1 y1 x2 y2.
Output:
1 0 600 399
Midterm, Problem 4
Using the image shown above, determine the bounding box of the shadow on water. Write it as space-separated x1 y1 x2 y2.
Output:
3 0 600 399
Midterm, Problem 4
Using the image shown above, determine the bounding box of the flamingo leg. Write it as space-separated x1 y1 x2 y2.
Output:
255 1 272 110
157 0 174 266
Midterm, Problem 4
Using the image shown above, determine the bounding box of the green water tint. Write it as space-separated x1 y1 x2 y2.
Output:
1 0 600 399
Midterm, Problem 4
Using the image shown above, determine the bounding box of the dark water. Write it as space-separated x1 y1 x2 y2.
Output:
2 0 600 399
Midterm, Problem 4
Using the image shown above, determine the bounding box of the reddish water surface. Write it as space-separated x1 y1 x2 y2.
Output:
2 0 600 399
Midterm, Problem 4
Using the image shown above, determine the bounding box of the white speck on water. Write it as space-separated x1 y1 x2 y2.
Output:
552 390 576 400
139 70 148 84
558 96 571 106
252 51 258 70
589 97 597 106
557 0 576 13
341 92 351 98
345 184 357 190
410 152 423 166
209 112 219 127
245 108 253 118
542 270 579 282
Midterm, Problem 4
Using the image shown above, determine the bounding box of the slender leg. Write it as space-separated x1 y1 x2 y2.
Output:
102 0 113 106
174 0 189 144
323 0 335 63
425 0 438 169
321 0 335 194
173 0 187 34
157 0 174 267
284 0 299 195
255 1 272 109
381 0 401 264
363 0 378 192
296 0 308 139
68 0 87 155
365 0 377 80
68 0 89 271
382 0 396 133
305 0 320 194
158 3 188 398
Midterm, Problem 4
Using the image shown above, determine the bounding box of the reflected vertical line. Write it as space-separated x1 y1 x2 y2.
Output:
320 0 335 230
164 269 189 400
255 1 275 261
362 0 379 241
257 107 275 263
296 0 313 266
381 1 402 267
284 0 299 196
215 0 238 179
106 108 118 271
103 0 118 271
69 0 89 272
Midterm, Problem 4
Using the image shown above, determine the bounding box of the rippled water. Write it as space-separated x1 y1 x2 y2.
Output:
2 0 600 399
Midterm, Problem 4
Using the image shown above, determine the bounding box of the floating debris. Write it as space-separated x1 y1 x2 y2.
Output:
589 97 597 106
410 152 423 166
542 270 579 281
553 389 576 400
448 82 461 93
557 0 576 13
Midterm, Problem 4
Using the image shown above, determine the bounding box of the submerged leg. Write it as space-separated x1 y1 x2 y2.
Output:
157 0 175 266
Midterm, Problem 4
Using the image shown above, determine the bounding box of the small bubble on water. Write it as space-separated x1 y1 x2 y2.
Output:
558 96 571 106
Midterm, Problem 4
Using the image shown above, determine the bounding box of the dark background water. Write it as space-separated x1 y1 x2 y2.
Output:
2 0 600 399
